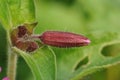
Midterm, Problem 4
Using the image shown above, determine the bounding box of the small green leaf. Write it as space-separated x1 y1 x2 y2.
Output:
13 46 56 80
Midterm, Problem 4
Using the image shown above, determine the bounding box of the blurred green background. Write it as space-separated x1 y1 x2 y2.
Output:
0 0 120 80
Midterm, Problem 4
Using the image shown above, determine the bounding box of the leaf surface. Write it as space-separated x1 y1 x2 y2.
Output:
13 46 56 80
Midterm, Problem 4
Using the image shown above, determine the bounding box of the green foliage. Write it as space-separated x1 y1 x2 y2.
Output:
34 1 120 80
13 46 56 80
0 23 7 80
0 0 120 80
0 0 35 30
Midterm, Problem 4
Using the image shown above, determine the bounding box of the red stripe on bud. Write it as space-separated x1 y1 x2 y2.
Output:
39 31 90 48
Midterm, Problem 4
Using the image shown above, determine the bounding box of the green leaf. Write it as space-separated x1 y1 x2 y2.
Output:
70 43 120 80
0 0 12 29
53 48 87 80
0 22 7 79
13 46 56 80
8 0 36 27
0 0 35 30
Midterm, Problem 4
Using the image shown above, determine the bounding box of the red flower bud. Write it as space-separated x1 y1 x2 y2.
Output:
39 31 90 48
11 23 90 52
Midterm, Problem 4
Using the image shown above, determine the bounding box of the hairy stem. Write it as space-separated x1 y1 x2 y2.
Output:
7 47 18 80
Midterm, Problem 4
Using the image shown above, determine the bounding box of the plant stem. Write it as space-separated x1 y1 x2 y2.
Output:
7 47 18 80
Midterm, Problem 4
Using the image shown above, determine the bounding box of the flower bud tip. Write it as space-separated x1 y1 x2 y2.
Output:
84 39 91 44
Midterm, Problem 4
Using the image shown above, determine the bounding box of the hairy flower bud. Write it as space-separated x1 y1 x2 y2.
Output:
11 23 90 52
39 31 90 48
